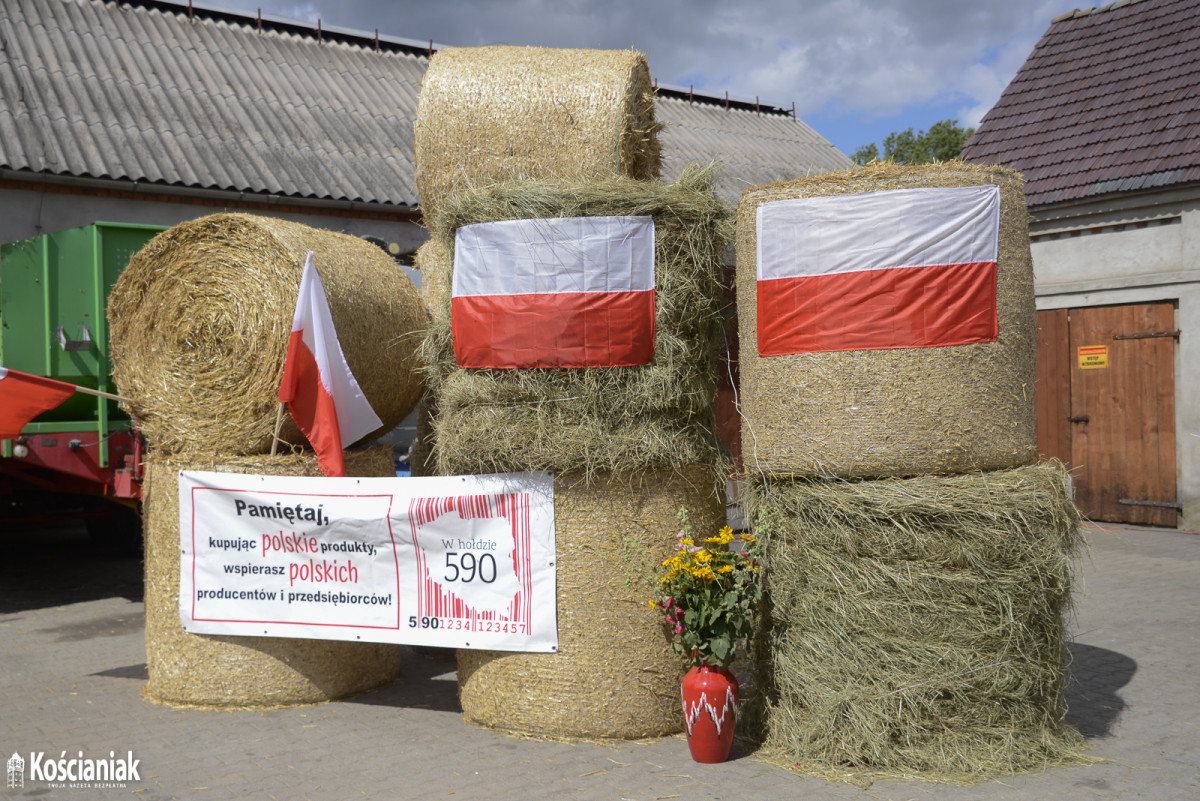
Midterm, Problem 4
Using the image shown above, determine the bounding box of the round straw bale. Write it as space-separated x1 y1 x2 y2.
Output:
414 45 662 216
108 213 426 455
735 162 1036 478
457 465 724 739
742 463 1090 782
142 448 402 709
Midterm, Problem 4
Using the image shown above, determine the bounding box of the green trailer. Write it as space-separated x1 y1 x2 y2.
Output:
1 222 165 541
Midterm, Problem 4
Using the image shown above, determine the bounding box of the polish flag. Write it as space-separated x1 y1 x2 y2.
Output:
451 215 656 369
279 252 382 477
0 366 77 440
756 184 1001 356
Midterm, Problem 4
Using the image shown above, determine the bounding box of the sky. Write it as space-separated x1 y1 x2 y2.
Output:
209 0 1088 158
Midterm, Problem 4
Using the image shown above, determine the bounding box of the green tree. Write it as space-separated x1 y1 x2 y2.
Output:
852 119 975 166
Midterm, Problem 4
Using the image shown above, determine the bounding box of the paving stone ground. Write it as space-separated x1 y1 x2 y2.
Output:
1 520 1197 801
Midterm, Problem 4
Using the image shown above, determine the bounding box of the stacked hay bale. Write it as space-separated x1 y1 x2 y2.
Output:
423 168 730 482
108 213 427 707
735 162 1088 781
414 45 730 738
411 45 662 479
423 169 732 739
457 467 724 738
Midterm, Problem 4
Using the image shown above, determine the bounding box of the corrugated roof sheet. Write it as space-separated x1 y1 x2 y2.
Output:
0 0 850 209
961 0 1200 207
656 93 851 201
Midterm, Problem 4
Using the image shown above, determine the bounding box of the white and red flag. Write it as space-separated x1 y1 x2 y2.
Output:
451 215 656 369
756 184 1001 356
279 252 382 477
0 366 77 440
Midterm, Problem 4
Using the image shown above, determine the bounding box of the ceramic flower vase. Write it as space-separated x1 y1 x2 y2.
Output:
681 664 739 763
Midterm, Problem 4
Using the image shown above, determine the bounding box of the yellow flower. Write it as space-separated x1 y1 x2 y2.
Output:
648 599 657 608
704 526 736 545
740 533 756 544
717 565 734 574
679 538 695 547
694 550 711 564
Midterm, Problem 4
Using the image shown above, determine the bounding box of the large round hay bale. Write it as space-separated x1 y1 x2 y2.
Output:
421 167 732 482
735 162 1036 478
457 466 724 739
414 45 661 217
142 448 402 709
108 213 426 455
742 464 1090 782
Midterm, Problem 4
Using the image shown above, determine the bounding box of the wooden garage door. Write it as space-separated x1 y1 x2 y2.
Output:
1035 302 1179 527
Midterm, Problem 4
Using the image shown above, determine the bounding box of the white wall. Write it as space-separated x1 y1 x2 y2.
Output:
0 186 429 280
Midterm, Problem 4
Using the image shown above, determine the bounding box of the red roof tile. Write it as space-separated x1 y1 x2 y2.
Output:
961 0 1200 206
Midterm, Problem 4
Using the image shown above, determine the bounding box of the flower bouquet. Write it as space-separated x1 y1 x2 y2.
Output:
652 524 761 668
651 523 762 763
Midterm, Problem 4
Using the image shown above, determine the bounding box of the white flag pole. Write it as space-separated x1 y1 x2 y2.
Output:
270 401 286 456
72 384 132 404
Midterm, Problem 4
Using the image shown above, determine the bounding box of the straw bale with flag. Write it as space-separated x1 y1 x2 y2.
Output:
734 161 1037 479
107 213 425 457
418 165 732 485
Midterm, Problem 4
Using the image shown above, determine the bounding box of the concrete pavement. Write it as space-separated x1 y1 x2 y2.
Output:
2 520 1197 801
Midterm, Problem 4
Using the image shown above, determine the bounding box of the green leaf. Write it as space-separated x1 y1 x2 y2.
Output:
711 636 731 661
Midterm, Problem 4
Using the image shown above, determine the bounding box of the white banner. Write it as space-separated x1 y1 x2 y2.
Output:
177 471 557 652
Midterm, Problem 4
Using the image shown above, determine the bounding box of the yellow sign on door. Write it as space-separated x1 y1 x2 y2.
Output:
1078 345 1109 369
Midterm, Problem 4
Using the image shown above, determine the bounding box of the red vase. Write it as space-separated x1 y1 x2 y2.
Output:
680 664 739 763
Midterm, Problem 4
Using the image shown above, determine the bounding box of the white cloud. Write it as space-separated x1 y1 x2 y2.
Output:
266 2 321 23
219 0 1083 135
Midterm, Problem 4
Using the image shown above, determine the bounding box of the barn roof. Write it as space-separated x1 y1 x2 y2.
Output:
0 0 851 209
961 0 1200 207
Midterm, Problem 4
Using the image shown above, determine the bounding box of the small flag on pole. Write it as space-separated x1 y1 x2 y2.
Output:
451 215 656 369
0 366 77 440
756 185 1001 356
279 252 382 477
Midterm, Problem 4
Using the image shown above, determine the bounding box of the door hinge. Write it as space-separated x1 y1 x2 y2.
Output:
1119 499 1183 511
1068 415 1090 423
1112 330 1180 341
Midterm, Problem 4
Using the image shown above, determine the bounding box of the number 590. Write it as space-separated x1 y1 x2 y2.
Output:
443 551 497 583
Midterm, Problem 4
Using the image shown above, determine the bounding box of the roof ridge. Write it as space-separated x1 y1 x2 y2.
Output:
1051 0 1149 23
